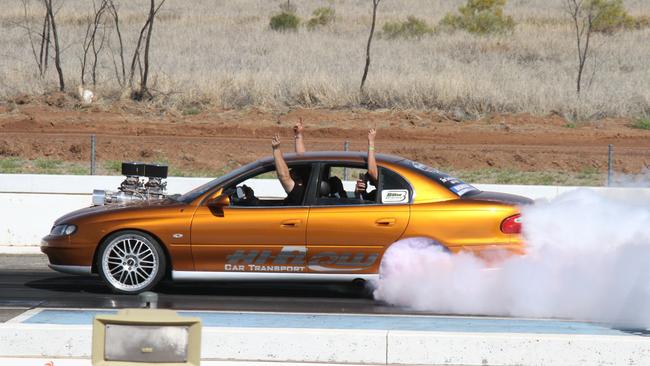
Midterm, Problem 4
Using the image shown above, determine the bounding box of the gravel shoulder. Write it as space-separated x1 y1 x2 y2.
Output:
1 104 649 181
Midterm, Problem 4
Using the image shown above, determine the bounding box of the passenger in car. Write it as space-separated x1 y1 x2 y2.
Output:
272 134 309 205
294 118 305 154
327 176 347 198
355 128 378 200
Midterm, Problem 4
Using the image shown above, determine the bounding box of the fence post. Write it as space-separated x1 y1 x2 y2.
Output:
90 135 96 175
344 141 350 180
607 144 613 187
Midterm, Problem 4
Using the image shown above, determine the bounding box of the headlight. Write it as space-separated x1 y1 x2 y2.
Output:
50 224 77 236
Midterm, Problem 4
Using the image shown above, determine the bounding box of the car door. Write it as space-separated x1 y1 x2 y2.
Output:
190 165 311 273
305 165 411 275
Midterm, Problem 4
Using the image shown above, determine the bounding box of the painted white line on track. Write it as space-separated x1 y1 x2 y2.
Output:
5 308 43 324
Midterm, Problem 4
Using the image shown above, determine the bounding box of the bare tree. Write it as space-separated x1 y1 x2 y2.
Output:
107 0 126 87
565 0 604 95
16 0 50 77
43 0 64 91
38 5 51 76
80 0 109 87
360 0 381 93
128 0 166 100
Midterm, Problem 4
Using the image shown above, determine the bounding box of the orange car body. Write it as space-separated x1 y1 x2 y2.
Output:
42 152 529 291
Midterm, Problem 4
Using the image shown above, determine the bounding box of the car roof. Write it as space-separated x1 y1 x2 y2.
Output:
256 151 407 165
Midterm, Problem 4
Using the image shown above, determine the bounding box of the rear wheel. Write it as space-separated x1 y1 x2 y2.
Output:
97 230 166 294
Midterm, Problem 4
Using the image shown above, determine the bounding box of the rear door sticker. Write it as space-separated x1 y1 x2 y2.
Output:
382 189 409 204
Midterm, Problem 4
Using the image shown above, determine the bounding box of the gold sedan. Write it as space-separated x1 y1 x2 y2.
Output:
41 152 530 294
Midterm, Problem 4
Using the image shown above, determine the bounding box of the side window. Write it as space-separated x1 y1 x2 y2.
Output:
227 165 311 207
315 165 378 206
378 168 411 204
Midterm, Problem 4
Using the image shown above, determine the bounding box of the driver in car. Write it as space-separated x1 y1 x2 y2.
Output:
272 134 309 205
238 120 307 205
354 128 378 200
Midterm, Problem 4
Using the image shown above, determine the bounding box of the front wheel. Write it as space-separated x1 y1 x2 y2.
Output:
97 230 166 294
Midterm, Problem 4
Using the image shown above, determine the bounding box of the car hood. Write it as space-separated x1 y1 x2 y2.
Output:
54 198 182 225
462 190 533 205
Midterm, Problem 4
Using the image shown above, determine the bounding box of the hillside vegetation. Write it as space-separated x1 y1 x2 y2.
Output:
0 0 649 119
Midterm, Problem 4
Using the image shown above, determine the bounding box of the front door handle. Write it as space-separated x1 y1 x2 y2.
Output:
281 219 302 228
375 218 396 226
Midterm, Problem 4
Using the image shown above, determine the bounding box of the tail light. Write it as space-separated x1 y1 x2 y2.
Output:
501 214 522 234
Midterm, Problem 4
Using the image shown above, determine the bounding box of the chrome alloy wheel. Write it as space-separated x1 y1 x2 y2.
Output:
101 234 160 293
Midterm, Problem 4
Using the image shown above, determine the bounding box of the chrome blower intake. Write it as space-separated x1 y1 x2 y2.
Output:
92 162 168 206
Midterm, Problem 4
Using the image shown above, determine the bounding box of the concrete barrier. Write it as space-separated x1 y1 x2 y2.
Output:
2 173 649 253
3 309 650 365
386 331 650 365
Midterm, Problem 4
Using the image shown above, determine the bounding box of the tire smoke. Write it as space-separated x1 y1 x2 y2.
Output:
373 189 650 329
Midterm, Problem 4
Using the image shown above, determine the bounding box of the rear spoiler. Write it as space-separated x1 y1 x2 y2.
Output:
461 191 533 205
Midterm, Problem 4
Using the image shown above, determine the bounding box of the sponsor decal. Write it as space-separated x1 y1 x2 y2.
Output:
224 246 378 273
411 161 441 174
450 183 474 196
381 189 409 204
411 160 478 196
307 252 379 272
225 245 306 265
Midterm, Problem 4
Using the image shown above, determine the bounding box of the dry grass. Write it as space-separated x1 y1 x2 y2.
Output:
1 0 649 118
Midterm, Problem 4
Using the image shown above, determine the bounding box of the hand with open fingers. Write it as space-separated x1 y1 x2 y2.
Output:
368 128 376 143
272 134 281 149
293 118 304 136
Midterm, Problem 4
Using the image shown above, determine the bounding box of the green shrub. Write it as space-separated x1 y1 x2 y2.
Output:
382 16 433 39
439 0 515 35
270 12 301 31
590 0 634 33
631 118 650 130
307 7 335 30
182 106 201 116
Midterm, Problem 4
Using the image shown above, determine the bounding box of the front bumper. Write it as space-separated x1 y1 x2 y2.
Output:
41 235 95 269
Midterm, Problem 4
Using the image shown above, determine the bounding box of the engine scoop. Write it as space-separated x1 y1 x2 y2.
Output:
93 162 168 206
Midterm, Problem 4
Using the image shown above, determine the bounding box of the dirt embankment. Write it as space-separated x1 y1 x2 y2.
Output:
0 97 649 177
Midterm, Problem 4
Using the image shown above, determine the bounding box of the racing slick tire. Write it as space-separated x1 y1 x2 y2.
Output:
97 230 166 295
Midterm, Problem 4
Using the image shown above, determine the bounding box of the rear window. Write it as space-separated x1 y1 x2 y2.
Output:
403 160 479 197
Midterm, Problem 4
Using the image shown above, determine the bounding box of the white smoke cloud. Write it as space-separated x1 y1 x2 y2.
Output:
373 188 650 329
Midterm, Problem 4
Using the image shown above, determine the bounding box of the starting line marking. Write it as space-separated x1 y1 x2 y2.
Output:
8 307 643 337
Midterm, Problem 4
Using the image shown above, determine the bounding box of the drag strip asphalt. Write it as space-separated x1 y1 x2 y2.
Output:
0 266 401 314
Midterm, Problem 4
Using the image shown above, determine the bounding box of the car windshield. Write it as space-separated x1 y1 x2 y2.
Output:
401 160 479 197
177 161 261 203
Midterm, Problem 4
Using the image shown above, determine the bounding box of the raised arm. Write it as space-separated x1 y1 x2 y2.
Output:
272 134 295 194
367 128 378 185
294 118 306 154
